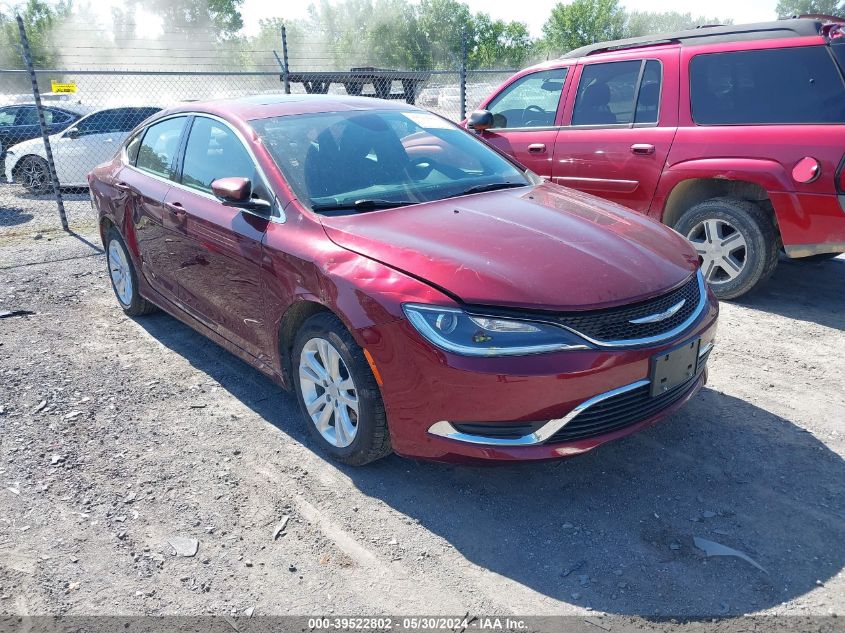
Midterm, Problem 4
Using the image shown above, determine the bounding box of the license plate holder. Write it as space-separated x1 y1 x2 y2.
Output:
650 338 700 397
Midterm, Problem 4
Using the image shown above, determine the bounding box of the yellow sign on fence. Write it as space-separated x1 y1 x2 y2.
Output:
50 80 77 93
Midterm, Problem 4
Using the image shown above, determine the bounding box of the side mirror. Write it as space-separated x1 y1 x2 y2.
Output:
211 177 271 213
64 127 80 139
467 109 494 133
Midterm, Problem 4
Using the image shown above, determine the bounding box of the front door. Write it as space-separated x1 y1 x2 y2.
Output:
126 115 189 305
552 55 678 214
167 115 270 358
474 67 571 180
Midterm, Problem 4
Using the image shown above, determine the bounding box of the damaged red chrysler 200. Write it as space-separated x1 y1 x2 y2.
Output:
89 95 718 465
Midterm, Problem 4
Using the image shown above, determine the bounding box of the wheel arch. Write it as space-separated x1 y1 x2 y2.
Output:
661 177 775 233
277 299 337 388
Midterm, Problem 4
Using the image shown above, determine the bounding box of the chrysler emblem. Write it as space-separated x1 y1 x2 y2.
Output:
629 299 686 324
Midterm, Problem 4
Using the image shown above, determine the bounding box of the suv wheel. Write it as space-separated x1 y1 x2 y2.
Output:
674 197 778 300
292 312 392 465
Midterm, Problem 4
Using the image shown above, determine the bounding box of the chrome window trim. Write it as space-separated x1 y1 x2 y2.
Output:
122 111 285 224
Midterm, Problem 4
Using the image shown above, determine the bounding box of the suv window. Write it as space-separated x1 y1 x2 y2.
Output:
487 68 568 129
136 117 186 179
690 46 845 124
180 117 256 193
573 61 641 126
635 60 662 124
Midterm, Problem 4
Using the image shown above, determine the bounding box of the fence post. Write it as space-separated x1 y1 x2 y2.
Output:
459 28 467 120
281 25 291 95
16 15 67 232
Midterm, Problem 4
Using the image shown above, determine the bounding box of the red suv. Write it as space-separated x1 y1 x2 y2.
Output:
467 18 845 299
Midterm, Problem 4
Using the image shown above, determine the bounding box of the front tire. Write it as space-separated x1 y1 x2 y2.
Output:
106 228 157 317
292 312 391 465
674 197 778 300
17 156 52 195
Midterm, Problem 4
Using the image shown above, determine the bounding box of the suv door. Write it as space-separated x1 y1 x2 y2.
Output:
552 52 679 214
120 115 189 305
166 115 271 358
473 67 570 179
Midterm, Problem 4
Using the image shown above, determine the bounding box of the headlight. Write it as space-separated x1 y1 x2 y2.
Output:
402 303 590 356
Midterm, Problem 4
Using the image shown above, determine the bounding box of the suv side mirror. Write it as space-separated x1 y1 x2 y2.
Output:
211 177 271 213
468 109 494 133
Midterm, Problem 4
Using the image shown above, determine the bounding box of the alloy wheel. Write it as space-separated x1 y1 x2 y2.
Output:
108 239 133 307
298 337 360 448
21 158 47 192
686 218 748 284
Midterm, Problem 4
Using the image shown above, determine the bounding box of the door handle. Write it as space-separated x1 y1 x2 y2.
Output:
527 143 546 154
631 143 656 155
166 201 186 216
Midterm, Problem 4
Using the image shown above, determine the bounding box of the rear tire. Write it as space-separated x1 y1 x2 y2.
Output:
674 197 778 300
292 312 392 465
106 228 157 317
17 156 52 195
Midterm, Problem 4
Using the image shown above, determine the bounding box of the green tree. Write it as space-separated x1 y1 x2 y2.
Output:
776 0 843 17
472 13 533 68
542 0 626 55
624 11 731 38
0 0 72 69
128 0 244 40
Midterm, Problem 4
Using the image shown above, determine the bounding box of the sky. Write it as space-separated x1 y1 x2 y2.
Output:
240 0 781 37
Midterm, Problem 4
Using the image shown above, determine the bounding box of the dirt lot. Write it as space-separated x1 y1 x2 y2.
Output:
0 230 843 626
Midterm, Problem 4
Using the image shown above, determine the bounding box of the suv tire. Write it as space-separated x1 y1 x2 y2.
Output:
674 197 778 300
292 312 392 466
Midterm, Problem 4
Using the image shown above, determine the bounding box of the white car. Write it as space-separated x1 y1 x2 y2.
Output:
5 106 160 194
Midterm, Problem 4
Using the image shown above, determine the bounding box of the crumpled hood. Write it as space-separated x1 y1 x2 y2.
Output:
320 183 700 311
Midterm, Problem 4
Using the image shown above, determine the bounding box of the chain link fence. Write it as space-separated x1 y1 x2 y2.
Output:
0 20 515 240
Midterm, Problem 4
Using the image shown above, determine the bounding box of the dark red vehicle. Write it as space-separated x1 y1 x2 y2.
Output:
89 95 718 465
466 17 845 299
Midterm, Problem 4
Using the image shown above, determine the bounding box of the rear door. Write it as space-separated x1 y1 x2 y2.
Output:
165 115 270 357
122 115 189 305
475 67 571 179
552 50 679 213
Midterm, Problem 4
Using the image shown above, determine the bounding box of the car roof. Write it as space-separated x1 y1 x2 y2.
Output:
161 93 416 122
561 18 835 59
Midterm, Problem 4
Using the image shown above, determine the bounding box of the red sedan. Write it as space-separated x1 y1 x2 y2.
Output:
89 95 718 465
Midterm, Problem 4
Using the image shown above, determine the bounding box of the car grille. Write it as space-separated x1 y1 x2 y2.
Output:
553 273 702 344
544 352 709 445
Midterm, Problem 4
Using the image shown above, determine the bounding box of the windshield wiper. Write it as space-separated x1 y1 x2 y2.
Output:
311 199 417 213
446 182 530 198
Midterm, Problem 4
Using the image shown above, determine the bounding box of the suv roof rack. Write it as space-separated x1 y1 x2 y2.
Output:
561 18 831 59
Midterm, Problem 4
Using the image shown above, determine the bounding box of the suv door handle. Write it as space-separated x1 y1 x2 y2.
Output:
527 143 546 154
631 143 655 155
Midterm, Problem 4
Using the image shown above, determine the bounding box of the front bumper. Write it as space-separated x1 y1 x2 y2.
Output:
361 292 718 463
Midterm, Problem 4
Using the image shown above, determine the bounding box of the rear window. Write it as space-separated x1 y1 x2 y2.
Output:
690 46 845 125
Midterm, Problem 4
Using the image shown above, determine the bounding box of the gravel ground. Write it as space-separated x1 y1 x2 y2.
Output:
0 185 96 238
0 231 843 626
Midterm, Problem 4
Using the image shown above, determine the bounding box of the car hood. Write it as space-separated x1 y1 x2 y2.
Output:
319 183 700 311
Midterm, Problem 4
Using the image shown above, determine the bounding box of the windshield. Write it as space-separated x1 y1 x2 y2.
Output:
250 109 530 213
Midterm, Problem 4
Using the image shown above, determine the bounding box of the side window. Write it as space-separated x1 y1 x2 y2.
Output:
634 60 662 124
690 46 845 124
180 117 256 193
15 106 41 126
0 107 18 126
572 61 641 126
136 117 186 179
124 129 144 165
74 111 112 137
49 110 73 126
486 68 568 129
117 108 161 132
